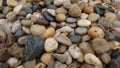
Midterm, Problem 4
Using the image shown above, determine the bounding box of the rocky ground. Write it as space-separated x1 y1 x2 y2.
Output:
0 0 120 68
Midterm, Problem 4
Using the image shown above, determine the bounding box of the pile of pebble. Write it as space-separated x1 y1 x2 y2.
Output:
0 0 120 68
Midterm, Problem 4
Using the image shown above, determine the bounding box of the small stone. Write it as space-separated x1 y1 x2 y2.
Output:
79 42 94 54
77 53 84 62
63 2 72 9
24 59 36 68
34 63 46 68
54 61 67 68
54 0 64 6
56 7 67 15
45 38 58 52
22 7 33 14
82 35 91 42
47 4 57 10
105 12 116 22
103 0 111 4
56 14 66 22
112 2 120 9
47 9 56 16
42 27 55 39
69 35 81 43
84 6 94 14
1 63 10 68
43 0 53 5
69 4 81 17
32 2 40 12
0 14 6 19
6 12 17 22
78 2 86 11
64 51 72 65
21 20 33 27
41 53 53 65
88 13 100 22
68 45 81 59
43 11 55 22
16 65 24 68
75 27 87 35
98 17 113 29
18 36 26 45
0 49 10 61
101 53 111 64
92 38 110 54
84 53 103 68
22 26 31 34
3 6 12 15
81 63 95 68
25 35 44 60
7 57 21 68
105 32 115 41
0 29 6 42
66 17 77 23
109 59 120 68
67 63 77 68
14 30 25 39
60 26 72 32
53 53 67 63
8 43 24 59
12 20 21 33
94 5 104 16
55 35 72 46
55 45 67 53
113 20 120 27
112 31 120 42
13 4 24 14
30 24 46 37
7 0 18 7
81 13 88 19
34 18 49 26
88 27 105 38
77 19 91 27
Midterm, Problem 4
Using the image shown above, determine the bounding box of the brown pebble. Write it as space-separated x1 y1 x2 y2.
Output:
56 7 67 15
56 14 66 22
83 6 94 14
101 53 111 64
81 63 95 68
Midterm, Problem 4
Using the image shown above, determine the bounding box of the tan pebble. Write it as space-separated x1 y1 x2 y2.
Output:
22 26 31 34
101 53 111 64
64 51 72 65
7 0 18 7
67 63 77 68
69 4 81 17
77 19 91 27
39 1 45 7
105 12 116 22
84 6 94 14
30 25 46 37
0 0 2 6
0 29 6 42
15 65 24 68
56 14 66 22
56 7 67 15
84 53 103 68
55 45 67 53
34 63 46 68
103 0 111 4
78 2 86 11
40 53 53 65
88 27 105 38
112 2 120 9
18 36 26 45
54 0 64 6
109 41 120 49
81 63 95 68
88 13 100 22
77 53 84 62
42 27 55 39
54 61 67 68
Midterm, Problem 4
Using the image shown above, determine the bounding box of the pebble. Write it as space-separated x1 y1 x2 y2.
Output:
63 2 72 9
42 27 55 39
56 14 66 22
77 19 91 27
40 53 52 65
30 24 46 37
75 27 87 35
6 12 17 22
53 53 67 63
34 63 46 68
66 17 77 23
56 7 67 15
81 63 95 68
22 7 33 14
105 12 116 22
88 27 105 38
1 63 10 68
8 43 24 59
22 26 31 34
24 59 36 68
32 2 40 12
0 14 6 19
78 2 86 11
14 30 25 39
54 61 67 68
60 26 72 32
88 13 100 22
84 6 94 14
0 29 6 42
18 36 26 45
113 20 120 27
12 20 21 33
84 53 103 68
69 4 81 17
47 4 57 10
13 4 24 14
55 35 72 46
0 49 10 61
7 57 21 68
68 45 82 59
15 65 24 68
45 38 58 52
55 45 67 53
81 13 88 19
109 59 120 68
34 18 49 26
79 42 94 54
54 0 64 6
69 35 81 43
64 51 72 65
76 53 84 62
21 20 33 27
47 9 56 16
3 6 12 15
101 53 111 64
94 5 104 16
92 38 110 54
7 0 18 7
67 63 77 68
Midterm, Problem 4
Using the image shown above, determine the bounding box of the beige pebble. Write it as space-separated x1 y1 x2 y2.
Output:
40 53 53 65
15 65 24 68
22 26 31 34
105 12 116 22
77 19 91 27
88 13 100 22
81 13 88 19
12 20 21 33
45 38 58 52
88 27 105 38
77 53 84 63
47 9 56 16
54 0 64 6
18 36 26 45
84 6 94 14
56 7 67 15
34 63 46 68
60 26 72 33
56 14 66 22
101 53 111 64
42 27 55 40
7 0 18 7
13 4 24 14
30 24 46 37
64 51 72 65
0 29 6 42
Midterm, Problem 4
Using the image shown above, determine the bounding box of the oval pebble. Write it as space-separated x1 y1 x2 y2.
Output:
77 19 91 27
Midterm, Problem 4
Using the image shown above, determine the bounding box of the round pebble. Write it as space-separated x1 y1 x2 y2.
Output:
77 19 91 27
54 0 64 6
21 20 33 27
75 27 87 35
81 13 88 19
56 7 67 15
101 53 111 64
88 13 100 22
66 17 77 23
55 14 66 22
13 4 24 14
47 9 56 16
84 6 94 14
105 12 116 22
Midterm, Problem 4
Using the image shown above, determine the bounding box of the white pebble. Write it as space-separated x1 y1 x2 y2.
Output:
60 26 73 32
77 19 91 27
47 9 56 16
13 4 24 14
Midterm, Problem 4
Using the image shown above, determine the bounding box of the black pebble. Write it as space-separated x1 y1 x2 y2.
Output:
22 7 33 14
94 5 104 16
105 32 115 41
109 59 120 68
47 4 57 10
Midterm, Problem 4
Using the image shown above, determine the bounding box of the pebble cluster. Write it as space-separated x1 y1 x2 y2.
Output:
0 0 120 68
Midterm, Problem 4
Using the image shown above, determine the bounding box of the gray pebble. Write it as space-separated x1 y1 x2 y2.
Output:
75 27 87 35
